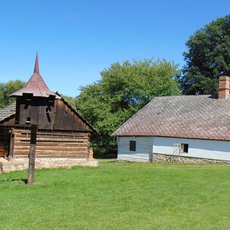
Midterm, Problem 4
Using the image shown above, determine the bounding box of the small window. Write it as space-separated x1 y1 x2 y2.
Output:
129 140 136 151
26 117 31 124
181 143 189 153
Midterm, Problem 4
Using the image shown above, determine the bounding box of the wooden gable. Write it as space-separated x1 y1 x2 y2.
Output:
53 97 93 132
15 96 55 129
14 96 93 132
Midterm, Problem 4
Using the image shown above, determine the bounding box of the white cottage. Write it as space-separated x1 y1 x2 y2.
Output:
112 76 230 162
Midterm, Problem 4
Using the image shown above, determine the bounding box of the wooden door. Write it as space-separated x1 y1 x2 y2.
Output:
0 128 10 157
0 136 5 157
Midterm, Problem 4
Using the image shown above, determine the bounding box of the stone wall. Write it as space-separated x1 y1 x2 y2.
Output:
153 153 230 163
0 157 98 173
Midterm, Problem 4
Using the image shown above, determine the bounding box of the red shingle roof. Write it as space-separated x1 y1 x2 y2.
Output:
112 95 230 141
11 54 59 98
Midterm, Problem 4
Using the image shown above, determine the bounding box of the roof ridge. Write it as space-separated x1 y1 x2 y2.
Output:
154 94 212 99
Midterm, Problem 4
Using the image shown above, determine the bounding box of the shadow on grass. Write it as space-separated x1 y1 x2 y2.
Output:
97 158 117 163
0 178 28 184
94 152 117 159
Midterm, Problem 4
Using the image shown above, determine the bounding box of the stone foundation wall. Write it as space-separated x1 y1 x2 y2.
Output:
153 153 230 163
0 157 98 173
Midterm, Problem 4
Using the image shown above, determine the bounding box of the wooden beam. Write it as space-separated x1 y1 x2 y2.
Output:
9 128 15 158
28 125 37 184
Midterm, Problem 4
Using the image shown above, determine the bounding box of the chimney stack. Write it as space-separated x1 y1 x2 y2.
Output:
218 76 230 99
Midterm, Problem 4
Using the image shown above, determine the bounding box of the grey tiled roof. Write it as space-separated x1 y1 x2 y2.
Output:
0 103 16 122
112 95 230 141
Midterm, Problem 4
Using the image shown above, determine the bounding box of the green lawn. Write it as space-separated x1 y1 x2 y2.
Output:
0 161 229 230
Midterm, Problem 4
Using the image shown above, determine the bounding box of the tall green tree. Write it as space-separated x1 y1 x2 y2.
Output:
76 59 180 156
181 14 230 95
0 80 25 109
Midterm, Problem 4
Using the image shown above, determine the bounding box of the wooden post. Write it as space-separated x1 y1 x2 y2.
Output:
89 147 94 160
28 125 37 184
9 128 15 159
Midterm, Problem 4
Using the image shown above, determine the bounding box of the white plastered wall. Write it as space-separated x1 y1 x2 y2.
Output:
153 137 230 161
117 137 153 162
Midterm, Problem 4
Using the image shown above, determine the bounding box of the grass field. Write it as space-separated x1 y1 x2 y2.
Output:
0 160 229 230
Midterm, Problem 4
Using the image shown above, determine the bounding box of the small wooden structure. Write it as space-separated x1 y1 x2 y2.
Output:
0 54 94 159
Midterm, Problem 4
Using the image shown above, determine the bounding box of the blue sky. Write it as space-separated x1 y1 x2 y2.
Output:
0 0 229 97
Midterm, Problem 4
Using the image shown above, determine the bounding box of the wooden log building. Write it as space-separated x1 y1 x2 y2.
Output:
0 55 94 159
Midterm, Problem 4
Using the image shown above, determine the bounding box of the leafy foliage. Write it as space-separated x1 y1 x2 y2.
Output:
181 14 230 95
0 80 25 109
61 95 77 108
76 59 180 156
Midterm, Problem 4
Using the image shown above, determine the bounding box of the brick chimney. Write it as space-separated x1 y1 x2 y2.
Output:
218 76 230 99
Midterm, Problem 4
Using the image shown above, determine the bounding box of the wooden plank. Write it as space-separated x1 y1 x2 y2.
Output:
18 146 87 151
14 147 88 153
15 137 88 141
17 142 88 146
28 125 37 184
16 134 89 139
15 138 87 143
14 142 88 147
15 129 89 136
14 148 88 153
14 132 88 137
18 139 88 143
14 146 88 151
15 136 88 141
14 154 87 158
9 128 15 157
14 141 87 147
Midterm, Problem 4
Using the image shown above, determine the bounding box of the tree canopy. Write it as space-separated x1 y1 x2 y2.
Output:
181 14 230 95
0 80 25 109
76 59 180 156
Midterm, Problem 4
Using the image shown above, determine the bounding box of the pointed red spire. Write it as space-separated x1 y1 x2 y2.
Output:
10 54 60 98
34 53 40 74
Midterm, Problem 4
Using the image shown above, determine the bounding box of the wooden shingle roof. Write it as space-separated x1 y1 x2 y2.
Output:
112 95 230 141
0 103 16 123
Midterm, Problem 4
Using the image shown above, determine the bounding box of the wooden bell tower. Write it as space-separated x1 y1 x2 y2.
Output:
11 54 59 129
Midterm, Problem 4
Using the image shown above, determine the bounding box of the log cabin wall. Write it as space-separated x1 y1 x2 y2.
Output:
13 128 90 158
